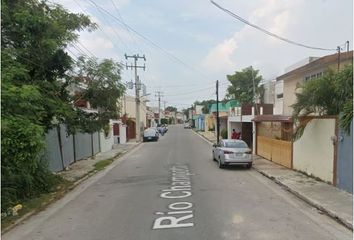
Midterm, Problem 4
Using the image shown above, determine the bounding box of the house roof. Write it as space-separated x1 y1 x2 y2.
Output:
209 103 228 113
209 100 240 113
276 51 353 81
252 115 293 122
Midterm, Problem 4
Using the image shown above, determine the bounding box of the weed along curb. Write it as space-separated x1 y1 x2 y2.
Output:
1 142 141 235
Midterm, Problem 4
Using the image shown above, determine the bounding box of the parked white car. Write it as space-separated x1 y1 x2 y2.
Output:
212 139 252 169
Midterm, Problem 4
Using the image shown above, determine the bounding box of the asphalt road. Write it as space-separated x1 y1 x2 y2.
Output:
4 125 352 240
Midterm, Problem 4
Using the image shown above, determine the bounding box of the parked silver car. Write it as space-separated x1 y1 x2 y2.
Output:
212 139 252 169
143 128 159 142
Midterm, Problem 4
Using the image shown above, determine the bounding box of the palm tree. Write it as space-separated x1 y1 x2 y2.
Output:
292 64 353 140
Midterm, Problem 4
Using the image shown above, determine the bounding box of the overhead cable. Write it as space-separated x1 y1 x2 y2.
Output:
87 0 214 81
210 0 337 51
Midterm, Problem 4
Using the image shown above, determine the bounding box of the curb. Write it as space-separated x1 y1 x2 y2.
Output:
193 130 353 231
252 167 353 231
1 142 142 235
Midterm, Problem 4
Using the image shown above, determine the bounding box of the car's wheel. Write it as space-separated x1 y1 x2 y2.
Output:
246 163 252 169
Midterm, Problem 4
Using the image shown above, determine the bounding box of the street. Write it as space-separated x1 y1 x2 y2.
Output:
3 125 352 240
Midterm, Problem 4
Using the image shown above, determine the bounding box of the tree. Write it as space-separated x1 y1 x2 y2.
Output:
165 106 177 112
1 0 95 211
292 64 353 139
193 99 216 114
69 56 125 133
226 66 264 104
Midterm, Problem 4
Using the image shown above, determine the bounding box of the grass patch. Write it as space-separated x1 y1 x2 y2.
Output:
1 177 73 232
94 158 114 171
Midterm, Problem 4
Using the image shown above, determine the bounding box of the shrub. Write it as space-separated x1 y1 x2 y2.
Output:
1 117 57 212
220 128 228 139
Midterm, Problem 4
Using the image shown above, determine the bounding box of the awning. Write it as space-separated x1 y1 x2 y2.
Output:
252 115 293 122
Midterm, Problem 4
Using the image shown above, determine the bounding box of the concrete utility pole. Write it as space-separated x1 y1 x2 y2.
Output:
155 91 163 124
125 54 146 142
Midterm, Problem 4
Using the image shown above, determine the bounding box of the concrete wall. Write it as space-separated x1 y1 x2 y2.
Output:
274 81 284 115
122 95 147 128
45 126 103 172
59 125 75 167
282 60 353 116
100 125 114 152
293 118 336 183
45 127 63 172
228 122 241 139
336 121 353 193
75 132 93 160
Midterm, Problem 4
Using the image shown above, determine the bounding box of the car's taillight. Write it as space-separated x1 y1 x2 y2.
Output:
223 150 233 154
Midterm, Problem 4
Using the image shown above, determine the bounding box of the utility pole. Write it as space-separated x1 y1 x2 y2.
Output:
216 80 220 144
155 91 163 125
337 46 341 72
125 54 146 142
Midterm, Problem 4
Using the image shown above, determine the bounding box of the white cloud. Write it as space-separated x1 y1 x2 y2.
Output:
201 38 238 73
200 0 352 80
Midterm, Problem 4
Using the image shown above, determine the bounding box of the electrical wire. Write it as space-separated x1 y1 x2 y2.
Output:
73 0 125 56
110 0 143 53
210 0 338 51
87 0 214 82
163 82 228 97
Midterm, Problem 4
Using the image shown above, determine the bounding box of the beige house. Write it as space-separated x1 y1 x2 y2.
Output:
120 94 148 129
277 51 353 116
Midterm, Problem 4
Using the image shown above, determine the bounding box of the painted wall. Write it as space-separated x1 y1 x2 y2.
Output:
336 121 353 193
121 95 147 128
282 60 352 116
274 80 284 115
228 122 241 139
293 118 336 183
100 125 114 153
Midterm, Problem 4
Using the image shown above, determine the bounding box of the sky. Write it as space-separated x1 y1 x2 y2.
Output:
54 0 353 111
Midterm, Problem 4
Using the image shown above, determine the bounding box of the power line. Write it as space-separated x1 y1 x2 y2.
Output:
110 0 143 53
73 0 125 56
87 0 214 81
90 1 131 53
163 82 228 97
210 0 338 51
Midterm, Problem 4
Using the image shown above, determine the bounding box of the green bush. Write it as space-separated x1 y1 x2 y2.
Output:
1 117 57 212
221 128 228 139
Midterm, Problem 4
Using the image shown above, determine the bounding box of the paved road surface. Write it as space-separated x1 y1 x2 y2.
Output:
3 125 352 240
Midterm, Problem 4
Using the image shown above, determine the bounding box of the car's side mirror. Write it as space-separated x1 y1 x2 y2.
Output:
212 144 217 148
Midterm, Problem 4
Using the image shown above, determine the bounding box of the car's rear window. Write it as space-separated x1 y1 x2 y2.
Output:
225 142 248 148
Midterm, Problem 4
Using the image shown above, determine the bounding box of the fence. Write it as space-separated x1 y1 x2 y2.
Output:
257 136 292 168
44 124 102 172
336 121 353 193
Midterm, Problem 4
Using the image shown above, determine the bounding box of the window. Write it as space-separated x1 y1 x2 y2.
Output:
277 93 283 99
225 141 248 148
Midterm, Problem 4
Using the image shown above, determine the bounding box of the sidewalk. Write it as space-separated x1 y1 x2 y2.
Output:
198 130 217 143
58 141 139 182
194 130 353 230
